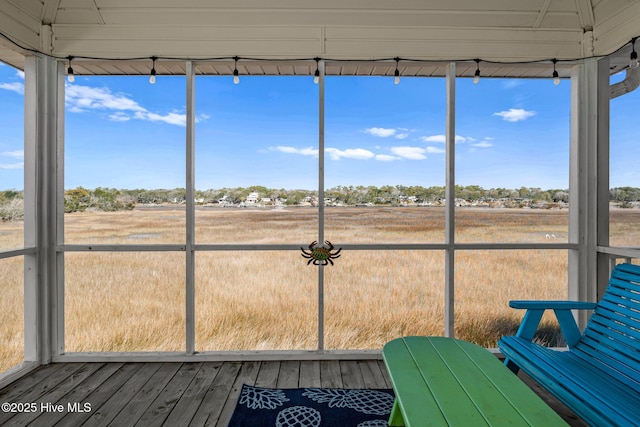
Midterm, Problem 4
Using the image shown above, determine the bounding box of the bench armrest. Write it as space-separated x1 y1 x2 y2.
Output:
508 300 597 348
509 300 598 310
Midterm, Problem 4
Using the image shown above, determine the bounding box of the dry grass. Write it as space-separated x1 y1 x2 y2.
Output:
2 206 639 372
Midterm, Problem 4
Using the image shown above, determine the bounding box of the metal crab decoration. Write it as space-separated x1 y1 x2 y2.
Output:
301 240 342 266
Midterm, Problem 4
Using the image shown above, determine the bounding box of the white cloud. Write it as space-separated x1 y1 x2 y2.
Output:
134 110 188 126
1 150 24 159
326 147 375 160
395 133 409 139
390 146 427 160
502 80 522 89
420 134 468 143
271 146 319 156
0 82 24 95
365 127 397 137
472 141 493 148
425 146 446 154
64 83 201 127
0 162 23 170
375 154 400 161
421 135 445 143
108 112 131 122
0 150 25 170
493 108 536 122
66 85 145 113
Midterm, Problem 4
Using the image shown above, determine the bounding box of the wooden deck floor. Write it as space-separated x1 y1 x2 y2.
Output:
0 360 586 426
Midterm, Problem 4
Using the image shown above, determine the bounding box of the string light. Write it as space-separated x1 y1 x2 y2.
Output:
313 57 320 84
233 56 240 84
473 59 481 84
552 59 560 85
394 57 400 84
630 38 639 68
149 56 157 84
66 56 75 83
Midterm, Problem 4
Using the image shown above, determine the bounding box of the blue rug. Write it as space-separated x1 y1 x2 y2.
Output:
228 384 395 426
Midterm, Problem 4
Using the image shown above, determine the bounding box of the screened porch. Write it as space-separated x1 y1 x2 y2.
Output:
1 1 640 426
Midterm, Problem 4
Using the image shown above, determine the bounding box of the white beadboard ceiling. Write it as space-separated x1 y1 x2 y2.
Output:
0 0 638 77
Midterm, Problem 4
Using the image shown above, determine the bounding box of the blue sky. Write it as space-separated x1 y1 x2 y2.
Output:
0 61 637 191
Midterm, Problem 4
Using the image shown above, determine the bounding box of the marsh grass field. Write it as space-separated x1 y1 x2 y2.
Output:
2 207 639 372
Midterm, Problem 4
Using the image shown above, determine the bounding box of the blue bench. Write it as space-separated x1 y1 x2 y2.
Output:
498 263 640 427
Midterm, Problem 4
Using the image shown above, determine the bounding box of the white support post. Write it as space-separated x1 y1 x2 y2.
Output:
186 61 196 355
317 60 325 351
444 62 456 338
55 59 66 357
596 58 611 299
23 54 62 363
569 57 607 328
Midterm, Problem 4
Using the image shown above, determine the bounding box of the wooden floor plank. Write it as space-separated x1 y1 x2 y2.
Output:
359 360 390 389
216 361 261 426
163 362 223 427
340 360 365 388
110 362 183 426
254 361 280 388
320 360 343 388
276 360 300 388
0 363 88 426
299 360 321 388
29 363 124 427
79 362 164 427
188 362 242 427
53 363 147 427
134 362 203 426
377 360 391 387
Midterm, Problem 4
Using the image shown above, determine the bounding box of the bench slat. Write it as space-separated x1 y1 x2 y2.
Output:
499 336 640 426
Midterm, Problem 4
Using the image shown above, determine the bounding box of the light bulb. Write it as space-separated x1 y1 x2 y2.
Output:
473 59 480 84
314 69 320 84
149 57 157 84
553 71 560 86
393 57 400 85
631 51 639 69
233 56 240 84
67 56 75 83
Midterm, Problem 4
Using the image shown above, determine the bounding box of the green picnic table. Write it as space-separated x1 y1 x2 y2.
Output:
382 336 568 426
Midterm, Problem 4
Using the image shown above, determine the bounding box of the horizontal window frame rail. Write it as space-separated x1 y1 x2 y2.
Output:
597 246 640 258
0 247 37 259
59 243 579 252
52 350 388 363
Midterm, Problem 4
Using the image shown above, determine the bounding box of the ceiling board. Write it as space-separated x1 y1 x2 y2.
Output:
0 0 638 78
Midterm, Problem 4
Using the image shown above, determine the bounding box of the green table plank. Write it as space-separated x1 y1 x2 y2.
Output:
383 338 449 426
383 337 568 427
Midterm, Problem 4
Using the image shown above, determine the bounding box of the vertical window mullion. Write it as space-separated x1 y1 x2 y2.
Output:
317 60 325 351
186 61 196 354
445 63 456 338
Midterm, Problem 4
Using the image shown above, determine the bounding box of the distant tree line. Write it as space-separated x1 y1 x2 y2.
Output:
1 185 640 218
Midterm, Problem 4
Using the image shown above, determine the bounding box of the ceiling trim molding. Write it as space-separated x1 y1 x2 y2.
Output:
41 0 61 25
87 0 106 25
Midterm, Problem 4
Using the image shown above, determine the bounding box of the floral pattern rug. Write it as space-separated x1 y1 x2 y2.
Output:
228 384 395 426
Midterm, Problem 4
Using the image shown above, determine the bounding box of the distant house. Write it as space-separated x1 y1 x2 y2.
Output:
245 192 259 204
